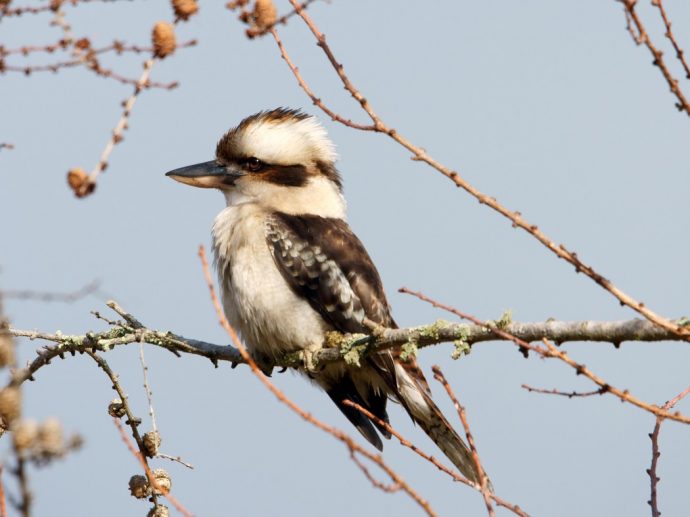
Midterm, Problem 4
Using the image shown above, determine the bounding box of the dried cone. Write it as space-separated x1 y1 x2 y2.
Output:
129 474 150 499
0 331 15 367
12 419 38 452
151 469 172 495
107 398 126 418
152 22 176 59
253 0 276 28
148 506 170 517
171 0 198 21
67 168 95 198
0 387 21 425
38 417 63 456
143 430 161 457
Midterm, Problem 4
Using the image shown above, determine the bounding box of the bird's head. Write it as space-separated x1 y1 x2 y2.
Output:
166 108 345 216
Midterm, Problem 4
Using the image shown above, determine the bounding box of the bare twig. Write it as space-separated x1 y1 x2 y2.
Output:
1 0 138 19
432 366 494 517
13 456 31 517
618 0 690 115
72 57 155 197
156 453 194 470
3 280 102 303
521 385 608 398
0 466 6 517
651 0 690 80
647 384 690 517
138 344 157 433
269 1 689 341
343 400 529 517
269 28 376 130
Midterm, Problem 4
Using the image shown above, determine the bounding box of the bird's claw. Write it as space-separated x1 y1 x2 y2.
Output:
301 348 323 374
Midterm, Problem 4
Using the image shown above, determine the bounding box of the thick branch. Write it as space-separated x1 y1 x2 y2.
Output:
6 302 687 387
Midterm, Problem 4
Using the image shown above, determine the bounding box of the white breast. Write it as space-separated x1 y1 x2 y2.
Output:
212 203 331 362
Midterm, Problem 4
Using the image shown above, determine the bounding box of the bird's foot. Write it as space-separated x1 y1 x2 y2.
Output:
301 347 323 375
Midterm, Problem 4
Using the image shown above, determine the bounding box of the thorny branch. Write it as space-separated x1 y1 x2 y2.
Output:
196 246 438 516
252 0 690 343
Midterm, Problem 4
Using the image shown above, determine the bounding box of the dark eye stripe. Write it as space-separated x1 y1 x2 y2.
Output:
262 164 309 187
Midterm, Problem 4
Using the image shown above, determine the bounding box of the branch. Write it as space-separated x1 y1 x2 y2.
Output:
399 287 690 426
647 385 690 516
619 0 690 115
343 400 529 517
7 303 688 388
432 366 494 517
7 309 685 375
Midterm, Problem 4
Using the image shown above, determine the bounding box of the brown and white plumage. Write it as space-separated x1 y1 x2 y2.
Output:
166 108 484 484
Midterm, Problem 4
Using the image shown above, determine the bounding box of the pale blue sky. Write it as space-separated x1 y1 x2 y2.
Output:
2 1 690 516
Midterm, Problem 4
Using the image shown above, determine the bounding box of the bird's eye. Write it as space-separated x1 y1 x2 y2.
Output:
245 157 264 172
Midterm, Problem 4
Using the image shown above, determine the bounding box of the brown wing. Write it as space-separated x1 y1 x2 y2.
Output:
265 213 482 482
265 214 400 444
265 213 429 409
265 212 395 333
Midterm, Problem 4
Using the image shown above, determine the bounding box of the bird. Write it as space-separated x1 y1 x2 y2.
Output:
166 108 484 485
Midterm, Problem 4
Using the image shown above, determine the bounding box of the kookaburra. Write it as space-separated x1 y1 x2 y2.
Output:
166 108 483 484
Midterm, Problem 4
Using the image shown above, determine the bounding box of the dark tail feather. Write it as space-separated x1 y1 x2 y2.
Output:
326 377 385 451
394 364 490 488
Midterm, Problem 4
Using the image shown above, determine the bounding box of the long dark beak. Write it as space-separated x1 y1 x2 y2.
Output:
165 160 243 188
